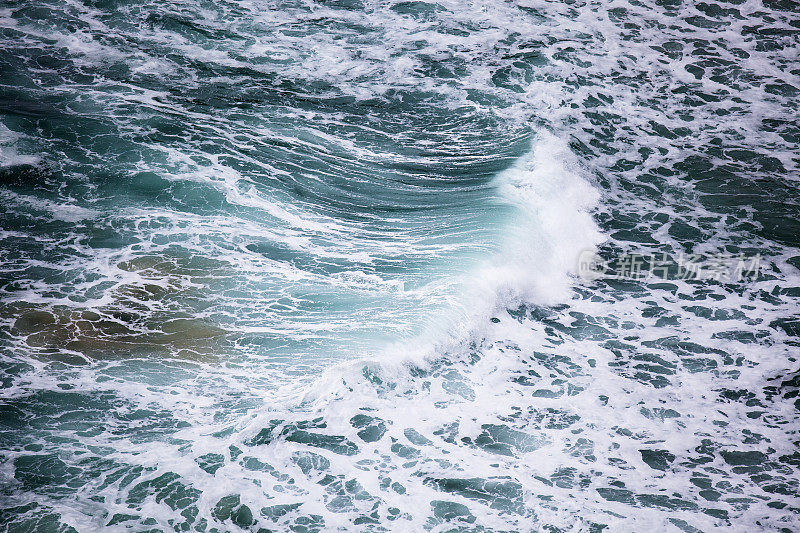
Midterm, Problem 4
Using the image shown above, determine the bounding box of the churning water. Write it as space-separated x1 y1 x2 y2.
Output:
0 0 799 531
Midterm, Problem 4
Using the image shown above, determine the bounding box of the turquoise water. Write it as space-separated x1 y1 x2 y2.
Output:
1 0 799 531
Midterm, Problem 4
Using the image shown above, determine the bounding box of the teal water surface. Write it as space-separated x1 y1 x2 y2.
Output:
1 0 799 531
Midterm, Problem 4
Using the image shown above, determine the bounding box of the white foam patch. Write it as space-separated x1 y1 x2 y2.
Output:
3 190 99 222
0 123 40 168
487 131 603 305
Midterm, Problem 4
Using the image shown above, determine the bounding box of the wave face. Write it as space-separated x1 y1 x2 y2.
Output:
1 0 799 531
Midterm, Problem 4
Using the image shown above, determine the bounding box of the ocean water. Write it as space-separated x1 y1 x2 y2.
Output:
0 0 799 531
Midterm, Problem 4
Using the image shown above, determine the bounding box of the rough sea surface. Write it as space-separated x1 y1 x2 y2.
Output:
1 0 799 531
